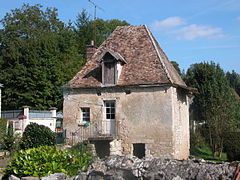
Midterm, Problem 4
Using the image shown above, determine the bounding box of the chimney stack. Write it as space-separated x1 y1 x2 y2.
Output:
86 40 97 61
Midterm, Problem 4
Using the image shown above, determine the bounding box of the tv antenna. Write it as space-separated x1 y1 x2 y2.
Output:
88 0 104 45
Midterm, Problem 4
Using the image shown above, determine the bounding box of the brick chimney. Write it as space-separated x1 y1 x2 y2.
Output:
86 40 97 61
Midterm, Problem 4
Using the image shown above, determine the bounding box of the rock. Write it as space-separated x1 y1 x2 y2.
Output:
21 177 40 180
85 155 238 180
9 175 20 180
41 173 67 180
73 172 87 180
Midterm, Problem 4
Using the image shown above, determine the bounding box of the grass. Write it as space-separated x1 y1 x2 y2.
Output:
190 145 228 162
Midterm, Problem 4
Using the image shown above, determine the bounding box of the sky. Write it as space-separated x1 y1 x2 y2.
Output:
1 0 240 73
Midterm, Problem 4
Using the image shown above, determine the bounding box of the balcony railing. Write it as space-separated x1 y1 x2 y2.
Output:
74 120 120 142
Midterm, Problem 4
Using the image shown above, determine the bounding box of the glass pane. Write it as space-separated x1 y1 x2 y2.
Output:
107 114 111 119
106 108 110 113
111 107 115 113
111 102 115 107
111 114 115 119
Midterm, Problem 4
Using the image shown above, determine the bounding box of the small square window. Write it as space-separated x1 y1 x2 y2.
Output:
81 108 90 122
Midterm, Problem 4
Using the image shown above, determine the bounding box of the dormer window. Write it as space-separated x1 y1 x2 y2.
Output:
97 49 127 86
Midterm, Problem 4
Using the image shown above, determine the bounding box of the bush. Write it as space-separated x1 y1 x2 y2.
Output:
190 131 206 148
1 123 20 154
224 132 240 161
4 145 94 178
66 141 94 175
0 118 8 142
20 123 55 149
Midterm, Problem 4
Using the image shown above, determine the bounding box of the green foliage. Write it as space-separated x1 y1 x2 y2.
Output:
0 6 130 110
171 61 181 75
1 123 20 154
65 141 94 176
186 62 238 157
0 4 84 110
20 123 55 149
190 131 206 149
226 70 240 96
0 118 8 142
190 145 227 162
4 145 94 177
224 132 240 161
75 9 129 55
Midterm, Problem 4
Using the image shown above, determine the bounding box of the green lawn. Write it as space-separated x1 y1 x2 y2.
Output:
190 146 228 162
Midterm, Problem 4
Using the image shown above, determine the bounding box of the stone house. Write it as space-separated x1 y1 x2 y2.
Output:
63 25 194 159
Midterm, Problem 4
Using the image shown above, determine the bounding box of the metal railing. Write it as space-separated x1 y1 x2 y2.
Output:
29 110 52 118
74 120 120 142
1 110 23 119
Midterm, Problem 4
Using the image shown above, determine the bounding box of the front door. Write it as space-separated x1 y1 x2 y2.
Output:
103 100 116 134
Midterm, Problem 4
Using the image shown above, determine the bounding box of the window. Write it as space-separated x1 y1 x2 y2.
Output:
102 53 116 85
103 101 116 134
104 62 116 85
81 108 90 122
105 101 115 120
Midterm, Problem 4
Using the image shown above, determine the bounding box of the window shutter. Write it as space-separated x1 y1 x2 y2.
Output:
104 62 115 85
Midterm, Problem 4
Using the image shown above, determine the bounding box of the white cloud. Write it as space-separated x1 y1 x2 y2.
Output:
151 16 225 40
151 16 186 30
170 24 224 40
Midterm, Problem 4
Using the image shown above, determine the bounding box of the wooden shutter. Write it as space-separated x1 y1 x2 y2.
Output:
104 62 115 85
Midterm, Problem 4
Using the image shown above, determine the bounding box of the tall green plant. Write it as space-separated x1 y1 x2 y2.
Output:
74 9 129 54
186 62 237 157
0 4 84 110
0 118 8 142
20 123 55 149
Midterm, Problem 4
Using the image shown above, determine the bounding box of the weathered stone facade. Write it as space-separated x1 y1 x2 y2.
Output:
63 25 193 160
63 85 189 159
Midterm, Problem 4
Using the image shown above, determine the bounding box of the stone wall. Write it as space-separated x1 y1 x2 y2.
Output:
29 156 238 180
172 88 190 159
85 156 237 180
63 85 189 159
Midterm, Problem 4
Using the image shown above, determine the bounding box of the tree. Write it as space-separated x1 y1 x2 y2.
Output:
171 61 181 75
226 70 240 96
74 9 130 55
186 62 237 157
0 4 84 110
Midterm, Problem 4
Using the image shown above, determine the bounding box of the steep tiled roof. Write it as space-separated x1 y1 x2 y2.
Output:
69 25 187 88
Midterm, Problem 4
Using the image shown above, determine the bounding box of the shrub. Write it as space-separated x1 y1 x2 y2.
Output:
20 123 55 149
190 130 206 148
1 123 20 154
66 141 94 175
4 145 94 178
224 132 240 161
0 118 8 142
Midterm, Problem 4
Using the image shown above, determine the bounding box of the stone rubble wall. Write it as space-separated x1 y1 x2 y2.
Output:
7 156 238 180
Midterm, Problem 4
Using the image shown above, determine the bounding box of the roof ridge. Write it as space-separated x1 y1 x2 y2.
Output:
143 25 173 84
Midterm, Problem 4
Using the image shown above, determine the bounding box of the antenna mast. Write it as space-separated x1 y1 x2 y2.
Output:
88 0 104 45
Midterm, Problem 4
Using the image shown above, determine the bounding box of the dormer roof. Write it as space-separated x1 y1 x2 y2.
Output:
96 49 127 64
68 25 187 89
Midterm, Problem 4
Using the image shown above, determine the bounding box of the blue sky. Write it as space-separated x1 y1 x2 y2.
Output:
1 0 240 73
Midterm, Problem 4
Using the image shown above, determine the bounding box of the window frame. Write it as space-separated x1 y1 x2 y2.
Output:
81 107 90 123
104 100 116 121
